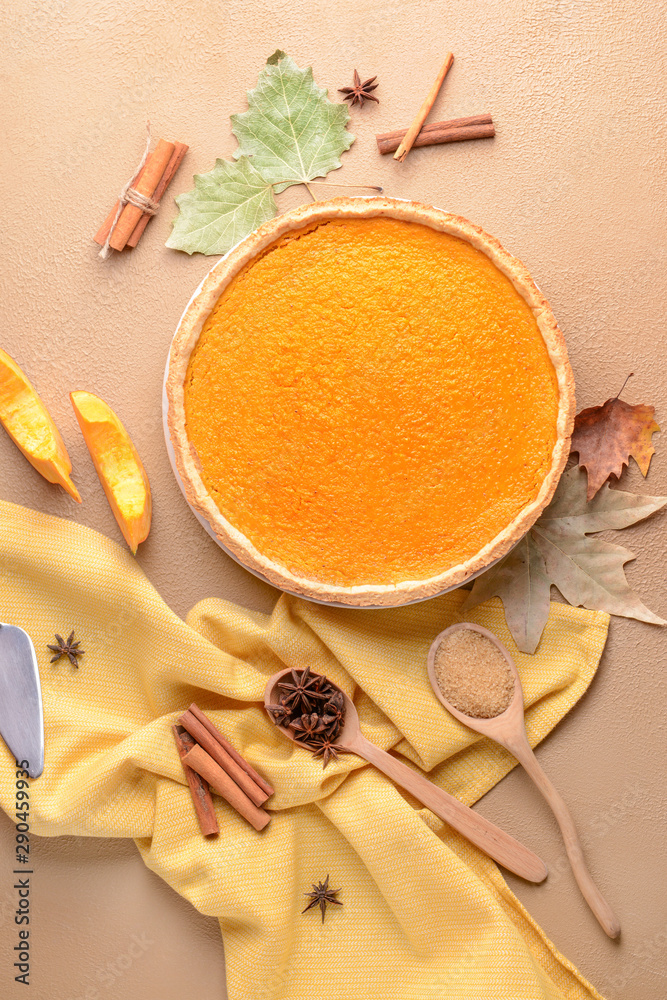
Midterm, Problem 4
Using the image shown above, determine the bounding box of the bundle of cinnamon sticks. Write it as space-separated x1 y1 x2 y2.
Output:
172 703 274 835
94 137 188 253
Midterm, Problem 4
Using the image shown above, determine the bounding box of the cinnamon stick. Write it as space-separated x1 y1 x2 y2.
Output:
94 157 151 246
377 114 495 155
179 709 270 808
172 725 219 837
108 138 175 252
126 141 189 248
394 52 454 162
182 744 270 832
189 702 275 798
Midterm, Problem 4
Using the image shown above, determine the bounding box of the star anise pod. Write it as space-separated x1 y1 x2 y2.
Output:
266 702 291 726
47 631 84 667
339 69 379 108
312 738 348 769
321 691 345 737
278 666 330 714
290 713 327 742
314 674 336 699
302 874 343 922
324 690 344 711
319 715 341 740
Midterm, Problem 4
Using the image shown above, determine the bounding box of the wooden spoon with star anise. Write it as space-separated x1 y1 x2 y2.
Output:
264 667 547 883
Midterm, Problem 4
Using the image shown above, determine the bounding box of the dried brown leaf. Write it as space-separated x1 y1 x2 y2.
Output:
464 467 667 653
571 396 660 500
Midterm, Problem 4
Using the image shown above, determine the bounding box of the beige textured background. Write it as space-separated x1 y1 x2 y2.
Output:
1 1 666 997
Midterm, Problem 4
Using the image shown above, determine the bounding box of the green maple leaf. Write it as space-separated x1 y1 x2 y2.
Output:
166 156 277 256
463 466 666 653
168 52 355 255
231 52 354 193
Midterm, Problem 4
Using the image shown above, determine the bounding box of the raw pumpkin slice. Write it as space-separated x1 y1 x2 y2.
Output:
0 348 81 501
70 391 151 553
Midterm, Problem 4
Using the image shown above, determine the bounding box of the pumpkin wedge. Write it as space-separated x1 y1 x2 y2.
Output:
70 391 151 553
0 348 81 501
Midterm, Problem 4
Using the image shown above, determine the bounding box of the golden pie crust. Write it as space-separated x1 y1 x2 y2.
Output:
166 197 575 607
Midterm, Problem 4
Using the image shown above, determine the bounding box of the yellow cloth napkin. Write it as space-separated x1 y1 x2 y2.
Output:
0 500 610 1000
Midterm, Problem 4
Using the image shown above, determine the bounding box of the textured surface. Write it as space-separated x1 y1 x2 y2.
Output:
0 0 665 997
186 216 559 584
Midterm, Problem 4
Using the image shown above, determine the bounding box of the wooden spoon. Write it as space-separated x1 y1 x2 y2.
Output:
427 623 621 939
264 668 547 883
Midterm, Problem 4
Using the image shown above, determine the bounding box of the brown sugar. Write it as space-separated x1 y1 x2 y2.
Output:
433 629 515 718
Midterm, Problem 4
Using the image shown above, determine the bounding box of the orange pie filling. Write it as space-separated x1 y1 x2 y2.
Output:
183 217 560 587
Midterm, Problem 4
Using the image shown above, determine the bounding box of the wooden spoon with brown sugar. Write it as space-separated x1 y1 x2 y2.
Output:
427 622 621 939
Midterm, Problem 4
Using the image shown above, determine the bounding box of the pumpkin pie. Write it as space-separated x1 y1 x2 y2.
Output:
166 198 574 606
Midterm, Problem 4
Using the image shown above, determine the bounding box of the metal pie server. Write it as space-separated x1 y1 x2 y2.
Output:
0 623 44 778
